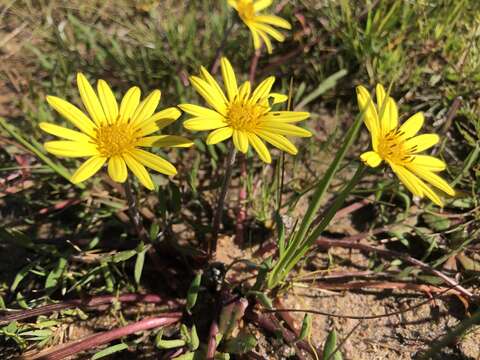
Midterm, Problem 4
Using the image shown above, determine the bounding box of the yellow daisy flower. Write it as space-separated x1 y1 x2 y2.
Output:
40 73 193 190
357 84 455 206
179 57 311 163
228 0 291 54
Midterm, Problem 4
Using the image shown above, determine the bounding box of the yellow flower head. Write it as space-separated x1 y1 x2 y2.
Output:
228 0 291 54
41 73 193 190
179 57 311 163
357 84 455 206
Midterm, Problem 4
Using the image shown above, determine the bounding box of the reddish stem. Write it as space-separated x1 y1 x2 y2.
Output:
0 293 178 326
247 311 315 360
249 49 261 84
206 320 219 360
316 236 474 299
23 313 182 360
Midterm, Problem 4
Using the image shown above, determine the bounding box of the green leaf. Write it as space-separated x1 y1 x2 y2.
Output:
190 325 199 351
11 264 34 292
186 272 202 313
422 214 451 232
299 314 313 341
323 329 342 360
275 212 286 257
223 331 257 354
45 257 67 289
247 291 273 310
295 69 348 109
0 117 82 188
268 112 364 289
134 243 147 285
110 249 137 263
92 343 129 359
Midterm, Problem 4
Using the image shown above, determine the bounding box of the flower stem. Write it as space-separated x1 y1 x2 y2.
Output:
210 19 235 74
249 48 261 84
210 144 237 259
124 177 148 242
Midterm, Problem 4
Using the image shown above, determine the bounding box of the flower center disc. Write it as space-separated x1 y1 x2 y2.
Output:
237 0 255 20
95 123 137 157
227 102 264 132
377 130 412 165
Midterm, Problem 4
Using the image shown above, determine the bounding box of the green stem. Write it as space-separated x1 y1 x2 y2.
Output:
210 144 237 259
124 177 148 242
267 113 364 289
270 163 366 288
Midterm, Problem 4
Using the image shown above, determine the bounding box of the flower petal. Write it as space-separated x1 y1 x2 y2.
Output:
227 0 238 10
130 149 177 176
265 111 310 122
248 25 273 53
254 15 291 29
130 90 161 127
258 122 312 137
123 152 154 190
249 25 262 51
250 76 275 104
183 117 228 131
404 134 439 153
107 155 127 183
399 112 424 138
77 73 107 126
138 135 193 148
390 163 423 197
410 155 446 172
269 93 288 104
189 76 227 116
119 86 141 124
44 141 99 157
178 104 226 121
221 57 238 101
406 165 455 196
233 130 249 153
97 80 118 124
250 22 285 42
381 97 398 135
70 155 106 183
360 151 382 167
134 107 182 136
39 122 92 142
46 96 97 137
416 180 443 206
356 85 380 148
247 132 271 163
199 66 228 105
375 84 386 111
206 127 234 145
238 81 251 101
256 130 297 155
253 0 273 12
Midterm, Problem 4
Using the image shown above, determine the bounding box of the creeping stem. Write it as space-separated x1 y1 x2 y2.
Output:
210 144 238 259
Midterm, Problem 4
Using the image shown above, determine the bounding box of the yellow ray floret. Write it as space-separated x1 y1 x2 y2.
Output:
357 83 455 206
227 0 291 54
180 57 311 163
41 73 193 190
